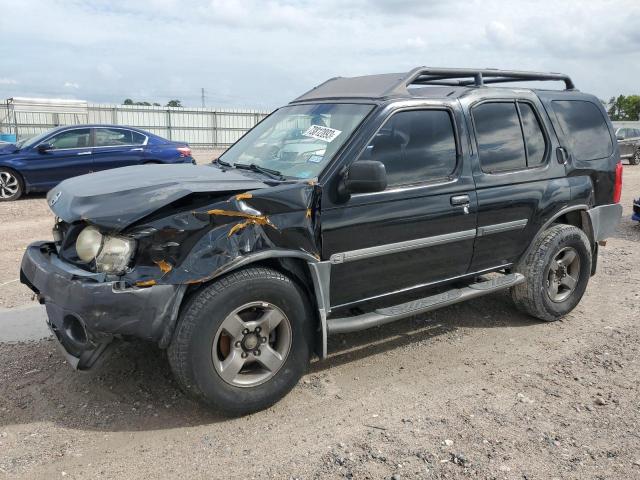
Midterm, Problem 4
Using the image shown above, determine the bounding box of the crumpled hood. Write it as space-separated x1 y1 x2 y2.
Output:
0 143 18 155
47 164 269 231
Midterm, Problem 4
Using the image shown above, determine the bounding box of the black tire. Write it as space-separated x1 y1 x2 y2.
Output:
168 267 313 416
0 168 24 201
511 224 591 322
630 148 640 165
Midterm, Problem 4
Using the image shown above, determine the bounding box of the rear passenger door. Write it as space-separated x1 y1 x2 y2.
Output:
321 106 477 310
91 127 148 172
463 94 570 272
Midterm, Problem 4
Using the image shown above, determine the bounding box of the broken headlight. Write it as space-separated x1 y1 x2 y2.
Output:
76 226 136 274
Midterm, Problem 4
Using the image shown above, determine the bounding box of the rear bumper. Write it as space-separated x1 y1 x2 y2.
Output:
587 203 623 241
20 242 186 369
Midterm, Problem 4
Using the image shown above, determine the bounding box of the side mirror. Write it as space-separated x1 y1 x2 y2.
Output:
616 134 624 141
37 143 53 153
343 160 387 195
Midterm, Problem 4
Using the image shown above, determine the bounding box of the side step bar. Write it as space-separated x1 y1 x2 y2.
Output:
326 273 525 335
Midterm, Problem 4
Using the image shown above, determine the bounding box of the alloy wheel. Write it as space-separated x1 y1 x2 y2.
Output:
212 301 292 388
0 172 19 199
546 247 581 302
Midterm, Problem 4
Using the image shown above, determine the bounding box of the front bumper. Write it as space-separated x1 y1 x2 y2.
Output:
20 242 186 369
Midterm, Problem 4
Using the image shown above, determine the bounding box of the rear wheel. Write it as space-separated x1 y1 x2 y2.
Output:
168 267 313 415
511 224 591 321
0 168 23 201
630 148 640 165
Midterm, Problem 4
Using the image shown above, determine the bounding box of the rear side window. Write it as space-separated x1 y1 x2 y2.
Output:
360 109 457 186
95 128 146 147
518 103 546 166
472 102 526 172
551 100 613 161
472 101 549 173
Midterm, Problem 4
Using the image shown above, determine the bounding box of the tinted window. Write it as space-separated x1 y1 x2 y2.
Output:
48 129 91 149
551 100 613 161
361 109 457 186
473 102 526 172
518 102 547 166
95 128 146 147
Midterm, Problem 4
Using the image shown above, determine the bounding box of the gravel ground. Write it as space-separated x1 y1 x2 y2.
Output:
0 165 638 479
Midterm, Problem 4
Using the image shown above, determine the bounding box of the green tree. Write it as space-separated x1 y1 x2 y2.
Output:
123 98 134 105
166 99 182 107
607 95 640 121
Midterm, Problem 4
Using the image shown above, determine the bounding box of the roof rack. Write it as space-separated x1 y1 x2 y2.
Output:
402 67 575 90
291 67 576 103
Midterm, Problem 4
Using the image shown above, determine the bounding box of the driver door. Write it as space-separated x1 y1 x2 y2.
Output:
321 106 477 310
26 128 93 189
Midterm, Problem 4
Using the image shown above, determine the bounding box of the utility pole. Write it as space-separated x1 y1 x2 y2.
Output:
201 88 205 108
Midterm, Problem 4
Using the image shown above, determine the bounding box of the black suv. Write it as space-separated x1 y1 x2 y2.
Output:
614 126 640 165
21 68 623 415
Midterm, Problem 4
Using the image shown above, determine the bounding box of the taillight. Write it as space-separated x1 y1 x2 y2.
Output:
613 161 623 203
177 146 191 158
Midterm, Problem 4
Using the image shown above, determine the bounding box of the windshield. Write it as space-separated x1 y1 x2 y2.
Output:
220 103 373 179
15 130 53 149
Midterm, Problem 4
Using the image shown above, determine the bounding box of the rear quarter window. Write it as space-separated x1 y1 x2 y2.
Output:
551 100 613 161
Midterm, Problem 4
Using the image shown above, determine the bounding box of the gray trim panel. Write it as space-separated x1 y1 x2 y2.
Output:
477 219 528 236
329 229 476 264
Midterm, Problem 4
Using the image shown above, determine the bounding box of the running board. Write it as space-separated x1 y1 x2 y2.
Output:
326 273 525 335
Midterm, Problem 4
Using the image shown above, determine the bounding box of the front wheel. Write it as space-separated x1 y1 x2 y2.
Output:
511 224 592 322
0 168 23 201
630 148 640 165
168 267 313 416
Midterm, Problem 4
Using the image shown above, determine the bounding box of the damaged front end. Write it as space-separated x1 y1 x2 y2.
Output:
20 164 323 369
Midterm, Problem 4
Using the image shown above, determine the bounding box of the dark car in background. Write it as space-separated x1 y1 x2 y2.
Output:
0 125 194 201
615 126 640 165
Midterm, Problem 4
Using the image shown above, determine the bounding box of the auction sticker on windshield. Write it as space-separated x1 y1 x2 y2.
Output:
303 125 342 142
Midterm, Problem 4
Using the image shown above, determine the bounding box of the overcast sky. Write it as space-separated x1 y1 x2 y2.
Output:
1 0 638 109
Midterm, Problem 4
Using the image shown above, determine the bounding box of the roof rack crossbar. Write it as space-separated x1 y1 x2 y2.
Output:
404 67 575 90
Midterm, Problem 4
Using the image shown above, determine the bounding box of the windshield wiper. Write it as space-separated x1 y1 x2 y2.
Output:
215 158 232 167
234 163 286 181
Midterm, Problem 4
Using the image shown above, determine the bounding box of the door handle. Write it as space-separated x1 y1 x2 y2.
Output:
77 151 92 156
130 148 144 152
556 147 569 165
450 194 470 206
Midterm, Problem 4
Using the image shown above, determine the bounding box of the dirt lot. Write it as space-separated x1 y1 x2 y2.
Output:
0 165 639 479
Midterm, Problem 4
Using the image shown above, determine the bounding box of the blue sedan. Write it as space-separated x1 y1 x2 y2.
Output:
0 125 195 201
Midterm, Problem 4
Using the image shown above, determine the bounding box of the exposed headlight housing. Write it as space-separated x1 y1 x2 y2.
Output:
75 226 136 274
76 226 103 262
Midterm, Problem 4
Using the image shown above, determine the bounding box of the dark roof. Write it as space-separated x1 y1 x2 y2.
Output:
292 67 575 103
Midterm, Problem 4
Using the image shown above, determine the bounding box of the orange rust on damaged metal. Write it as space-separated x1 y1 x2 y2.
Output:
207 209 276 237
306 208 312 218
154 259 173 274
235 192 253 201
136 279 157 287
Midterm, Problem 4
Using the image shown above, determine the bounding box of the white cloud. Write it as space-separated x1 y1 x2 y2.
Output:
0 78 18 85
1 0 639 106
406 36 426 48
64 81 80 89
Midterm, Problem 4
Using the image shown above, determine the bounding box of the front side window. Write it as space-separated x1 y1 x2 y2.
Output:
95 128 146 147
359 109 457 186
220 103 373 179
48 129 91 150
551 100 613 161
473 102 526 172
